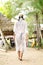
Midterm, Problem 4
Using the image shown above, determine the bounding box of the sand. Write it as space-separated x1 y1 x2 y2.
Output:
0 48 43 65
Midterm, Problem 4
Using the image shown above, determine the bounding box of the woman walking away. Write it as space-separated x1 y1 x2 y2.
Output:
13 14 28 61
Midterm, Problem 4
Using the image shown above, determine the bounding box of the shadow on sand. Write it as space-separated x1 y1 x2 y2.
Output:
22 59 29 62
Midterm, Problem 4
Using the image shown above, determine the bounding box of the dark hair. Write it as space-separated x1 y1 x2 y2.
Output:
18 14 24 21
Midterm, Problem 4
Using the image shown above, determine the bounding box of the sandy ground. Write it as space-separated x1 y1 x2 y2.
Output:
0 48 43 65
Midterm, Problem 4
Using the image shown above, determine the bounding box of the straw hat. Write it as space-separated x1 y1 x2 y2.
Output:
18 14 24 20
15 13 26 20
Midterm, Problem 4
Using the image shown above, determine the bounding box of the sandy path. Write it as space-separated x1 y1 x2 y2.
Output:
0 48 43 65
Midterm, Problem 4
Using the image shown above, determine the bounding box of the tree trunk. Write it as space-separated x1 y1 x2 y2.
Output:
42 10 43 23
36 13 41 49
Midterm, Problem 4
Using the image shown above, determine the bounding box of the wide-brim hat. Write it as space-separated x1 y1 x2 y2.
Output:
15 13 26 20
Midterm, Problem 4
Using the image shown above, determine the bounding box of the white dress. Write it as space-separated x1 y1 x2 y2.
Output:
13 19 28 52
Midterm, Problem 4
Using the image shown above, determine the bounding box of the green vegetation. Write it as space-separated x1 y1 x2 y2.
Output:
0 0 43 48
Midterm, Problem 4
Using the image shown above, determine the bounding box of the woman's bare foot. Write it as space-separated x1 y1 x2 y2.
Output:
19 57 22 61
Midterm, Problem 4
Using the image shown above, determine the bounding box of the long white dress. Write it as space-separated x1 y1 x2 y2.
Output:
13 19 28 52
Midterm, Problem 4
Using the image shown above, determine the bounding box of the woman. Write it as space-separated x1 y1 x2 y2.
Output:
13 14 28 61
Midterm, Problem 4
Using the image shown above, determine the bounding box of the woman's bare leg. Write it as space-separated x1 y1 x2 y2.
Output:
20 51 23 60
18 51 20 59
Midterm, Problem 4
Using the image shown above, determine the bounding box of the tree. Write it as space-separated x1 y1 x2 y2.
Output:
0 1 12 19
31 0 43 48
32 0 43 23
